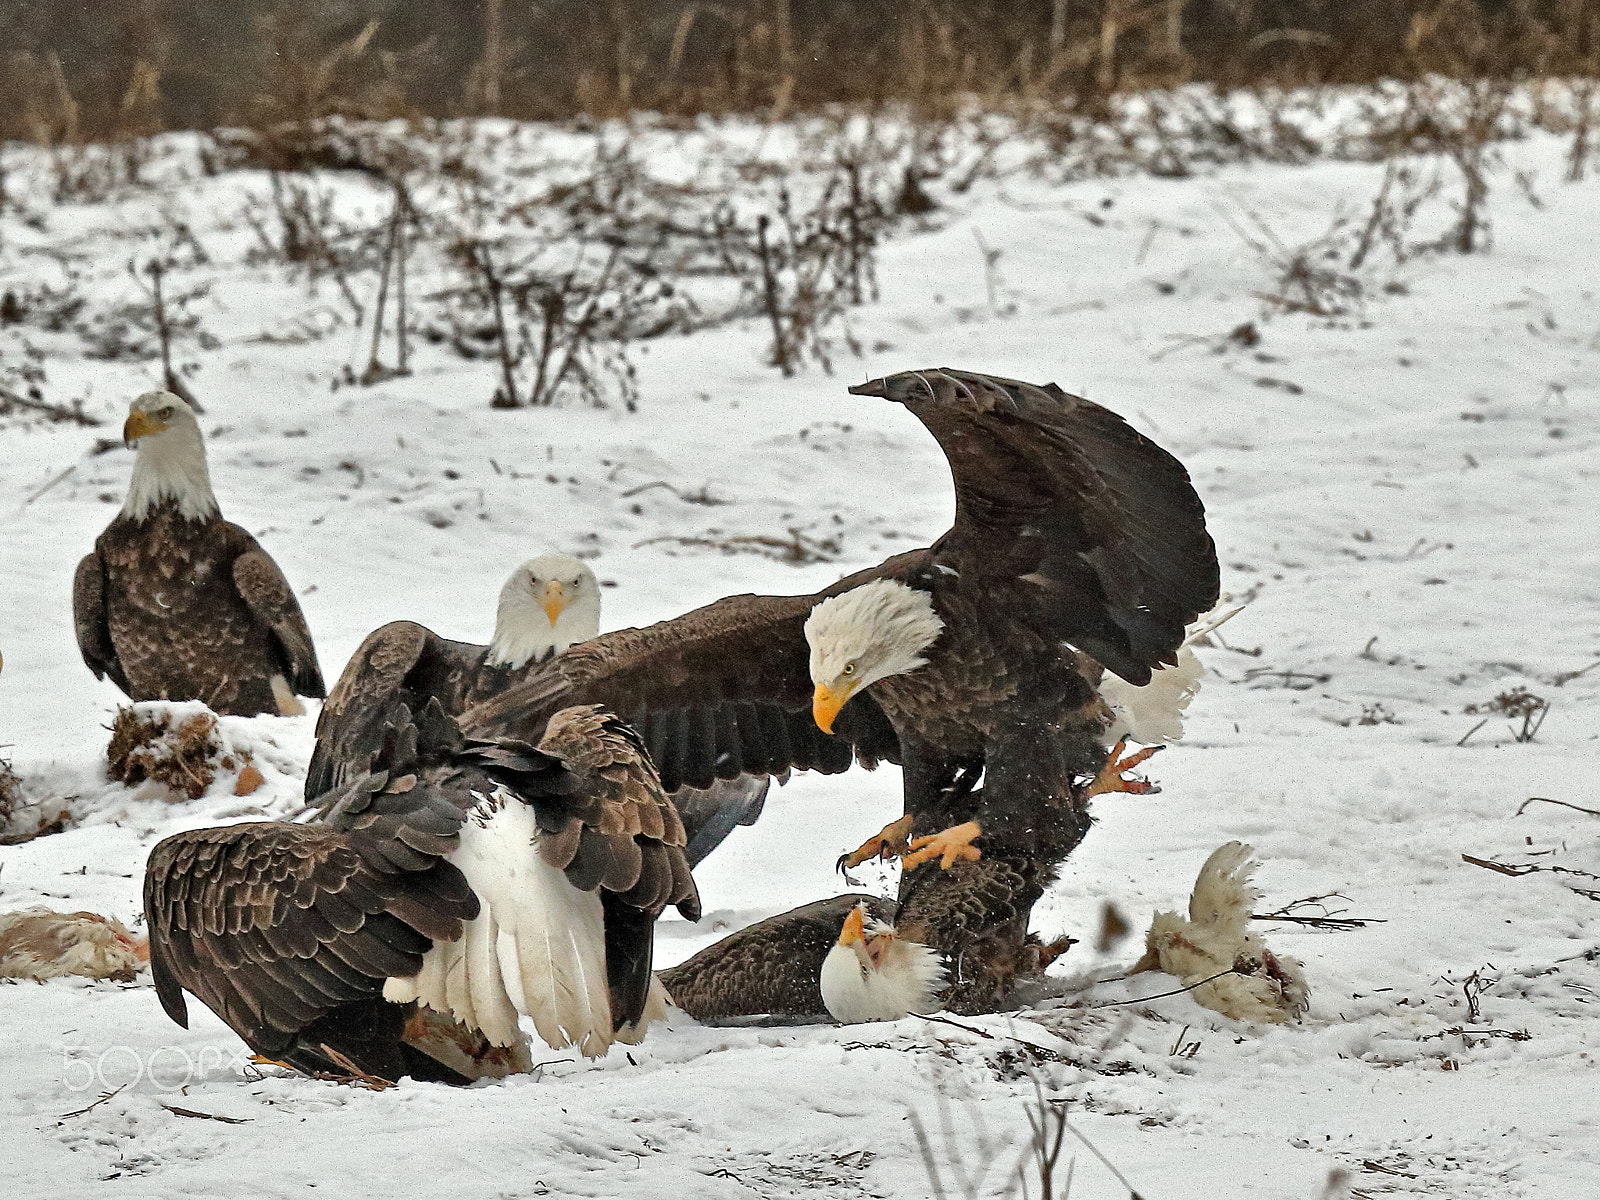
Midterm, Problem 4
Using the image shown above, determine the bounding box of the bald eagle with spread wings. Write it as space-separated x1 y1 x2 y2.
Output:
73 391 324 717
306 553 770 868
461 368 1219 1012
145 695 699 1083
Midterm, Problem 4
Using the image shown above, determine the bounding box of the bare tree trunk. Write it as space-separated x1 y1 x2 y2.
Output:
612 0 633 110
1050 0 1070 60
1165 0 1185 56
482 0 503 115
1098 0 1121 94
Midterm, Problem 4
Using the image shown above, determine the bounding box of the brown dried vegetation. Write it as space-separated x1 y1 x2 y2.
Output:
106 706 253 800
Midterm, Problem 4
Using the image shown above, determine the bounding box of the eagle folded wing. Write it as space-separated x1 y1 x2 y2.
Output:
231 539 326 698
306 621 488 800
72 551 128 692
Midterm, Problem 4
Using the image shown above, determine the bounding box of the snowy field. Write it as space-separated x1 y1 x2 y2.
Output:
1 103 1598 1197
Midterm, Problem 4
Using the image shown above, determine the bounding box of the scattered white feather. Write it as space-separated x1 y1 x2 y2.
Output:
1132 841 1310 1025
1101 603 1243 745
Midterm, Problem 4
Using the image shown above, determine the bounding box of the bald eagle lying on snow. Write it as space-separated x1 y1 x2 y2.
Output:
73 391 324 717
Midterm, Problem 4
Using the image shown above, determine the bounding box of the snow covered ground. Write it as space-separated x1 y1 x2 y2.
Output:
1 104 1598 1197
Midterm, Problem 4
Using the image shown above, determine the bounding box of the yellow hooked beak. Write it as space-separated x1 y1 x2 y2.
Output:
812 681 852 734
541 580 568 626
123 410 166 448
838 904 866 947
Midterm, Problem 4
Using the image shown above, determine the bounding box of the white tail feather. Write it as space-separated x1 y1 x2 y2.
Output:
385 788 615 1056
1100 603 1244 745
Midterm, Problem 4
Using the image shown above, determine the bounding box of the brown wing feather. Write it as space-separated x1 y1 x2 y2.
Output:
458 561 912 792
517 705 699 922
228 529 325 697
850 369 1219 685
306 621 488 800
144 821 476 1056
72 550 129 693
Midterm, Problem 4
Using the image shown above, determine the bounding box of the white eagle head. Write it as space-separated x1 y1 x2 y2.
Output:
488 553 601 667
819 902 947 1023
804 578 943 733
121 390 217 522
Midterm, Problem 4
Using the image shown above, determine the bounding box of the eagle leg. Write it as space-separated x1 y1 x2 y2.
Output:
1085 739 1163 798
836 813 916 872
901 820 983 871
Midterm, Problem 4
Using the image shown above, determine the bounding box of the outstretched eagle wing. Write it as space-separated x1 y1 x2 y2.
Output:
72 549 129 693
226 526 325 699
144 820 476 1058
458 568 908 794
306 621 489 800
851 368 1219 685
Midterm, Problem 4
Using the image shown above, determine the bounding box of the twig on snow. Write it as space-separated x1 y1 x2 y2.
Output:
1516 796 1600 819
162 1103 250 1124
59 1083 127 1121
1088 967 1238 1009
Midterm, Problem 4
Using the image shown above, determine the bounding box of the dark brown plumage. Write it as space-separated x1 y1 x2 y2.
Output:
74 392 323 717
304 619 539 800
460 369 1216 1010
145 695 699 1082
659 894 896 1021
308 619 771 867
75 505 324 717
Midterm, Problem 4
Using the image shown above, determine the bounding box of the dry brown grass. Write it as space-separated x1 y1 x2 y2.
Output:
105 705 253 800
5 2 1600 144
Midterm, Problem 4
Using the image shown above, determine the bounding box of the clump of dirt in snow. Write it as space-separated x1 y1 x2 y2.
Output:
0 756 22 824
106 702 259 800
0 755 70 845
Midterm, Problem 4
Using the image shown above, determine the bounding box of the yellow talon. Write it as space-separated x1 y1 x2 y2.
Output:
1085 739 1163 797
837 814 915 871
901 820 982 871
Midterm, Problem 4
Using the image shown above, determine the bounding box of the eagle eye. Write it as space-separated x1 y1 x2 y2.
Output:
156 406 174 419
842 662 856 676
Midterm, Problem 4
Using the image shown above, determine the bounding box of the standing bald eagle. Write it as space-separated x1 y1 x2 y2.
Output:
73 391 324 717
307 554 768 865
145 695 699 1083
461 368 1218 1012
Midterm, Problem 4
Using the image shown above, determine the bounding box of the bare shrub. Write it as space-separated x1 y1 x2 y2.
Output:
1464 687 1551 743
432 232 680 411
705 169 891 376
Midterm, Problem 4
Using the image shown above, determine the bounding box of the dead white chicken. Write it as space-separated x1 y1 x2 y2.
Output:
0 907 149 982
1131 842 1309 1024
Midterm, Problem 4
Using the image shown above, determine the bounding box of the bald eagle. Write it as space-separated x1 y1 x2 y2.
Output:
307 553 768 866
73 391 324 717
461 368 1218 1012
659 882 1062 1024
145 695 699 1083
658 894 900 1021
